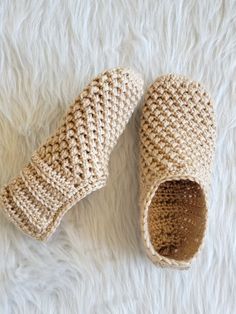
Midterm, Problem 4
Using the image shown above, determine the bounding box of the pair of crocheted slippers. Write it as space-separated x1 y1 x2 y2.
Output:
0 68 215 269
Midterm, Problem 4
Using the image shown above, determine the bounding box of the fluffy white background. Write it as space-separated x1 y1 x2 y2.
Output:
0 0 235 313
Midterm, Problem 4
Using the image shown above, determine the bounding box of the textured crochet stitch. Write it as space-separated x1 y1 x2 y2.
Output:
139 74 216 269
0 67 144 241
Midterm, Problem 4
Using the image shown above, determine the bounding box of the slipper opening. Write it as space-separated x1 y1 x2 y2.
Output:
148 179 207 262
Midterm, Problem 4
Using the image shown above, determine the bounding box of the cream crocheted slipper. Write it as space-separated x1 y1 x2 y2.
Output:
140 74 215 269
0 67 143 241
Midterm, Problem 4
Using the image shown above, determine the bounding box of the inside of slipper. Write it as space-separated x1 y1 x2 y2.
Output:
148 180 207 261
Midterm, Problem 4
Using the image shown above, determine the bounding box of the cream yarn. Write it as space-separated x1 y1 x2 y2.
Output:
139 74 216 269
0 67 144 241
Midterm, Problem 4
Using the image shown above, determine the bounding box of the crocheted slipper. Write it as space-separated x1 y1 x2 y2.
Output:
0 67 143 241
140 74 215 269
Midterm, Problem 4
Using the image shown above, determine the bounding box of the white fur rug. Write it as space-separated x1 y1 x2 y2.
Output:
0 1 235 313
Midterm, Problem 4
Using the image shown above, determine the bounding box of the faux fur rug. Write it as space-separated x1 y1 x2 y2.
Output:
0 1 235 313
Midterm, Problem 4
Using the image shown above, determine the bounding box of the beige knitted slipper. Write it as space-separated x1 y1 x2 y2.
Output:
140 74 215 269
0 67 143 241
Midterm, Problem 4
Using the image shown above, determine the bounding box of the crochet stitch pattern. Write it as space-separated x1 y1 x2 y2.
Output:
0 67 144 241
139 74 215 269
